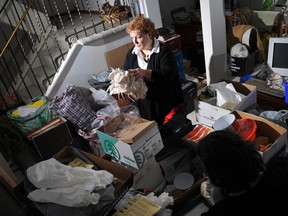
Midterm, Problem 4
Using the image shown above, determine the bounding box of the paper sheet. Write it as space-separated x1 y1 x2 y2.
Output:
112 194 161 216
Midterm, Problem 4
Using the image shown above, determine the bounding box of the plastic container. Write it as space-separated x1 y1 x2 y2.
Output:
282 81 288 104
240 74 253 83
212 114 236 131
233 118 257 141
230 51 257 76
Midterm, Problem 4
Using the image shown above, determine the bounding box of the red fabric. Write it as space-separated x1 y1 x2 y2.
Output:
163 103 185 124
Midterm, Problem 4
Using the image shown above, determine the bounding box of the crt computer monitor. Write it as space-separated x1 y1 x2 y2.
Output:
267 37 288 77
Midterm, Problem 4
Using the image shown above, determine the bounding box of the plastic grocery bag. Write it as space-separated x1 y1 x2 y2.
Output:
7 96 56 134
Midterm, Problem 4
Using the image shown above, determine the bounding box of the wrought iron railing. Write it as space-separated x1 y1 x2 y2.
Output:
0 0 140 113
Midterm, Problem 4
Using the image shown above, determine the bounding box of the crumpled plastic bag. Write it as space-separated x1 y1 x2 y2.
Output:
260 110 288 126
89 87 120 129
201 178 223 206
146 192 174 208
89 87 120 115
230 43 249 58
208 81 245 110
106 68 148 101
28 182 101 207
26 158 114 207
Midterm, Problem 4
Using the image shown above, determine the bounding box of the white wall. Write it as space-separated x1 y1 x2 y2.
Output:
140 0 163 28
200 0 227 84
46 25 131 100
45 0 156 100
46 0 229 99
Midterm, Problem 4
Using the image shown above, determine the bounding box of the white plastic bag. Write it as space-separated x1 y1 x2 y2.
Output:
27 158 114 207
209 82 245 110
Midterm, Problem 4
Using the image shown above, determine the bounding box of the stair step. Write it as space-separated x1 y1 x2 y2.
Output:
18 84 43 104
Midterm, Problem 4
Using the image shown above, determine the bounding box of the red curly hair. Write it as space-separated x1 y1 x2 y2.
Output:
126 16 159 39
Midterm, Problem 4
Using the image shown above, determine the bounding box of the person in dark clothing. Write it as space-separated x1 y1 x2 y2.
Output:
197 130 288 216
124 16 184 125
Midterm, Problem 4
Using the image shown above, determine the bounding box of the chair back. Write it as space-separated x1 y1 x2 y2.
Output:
171 7 186 22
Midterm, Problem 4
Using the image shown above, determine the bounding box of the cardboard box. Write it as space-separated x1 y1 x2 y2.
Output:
104 42 134 69
103 155 165 192
97 115 164 169
230 51 257 76
158 148 191 184
232 110 287 163
195 81 257 127
27 117 74 160
159 34 181 53
167 177 208 210
129 157 164 191
53 146 133 215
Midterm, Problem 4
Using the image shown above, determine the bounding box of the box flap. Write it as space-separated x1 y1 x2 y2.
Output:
118 120 157 143
195 81 257 127
98 114 157 144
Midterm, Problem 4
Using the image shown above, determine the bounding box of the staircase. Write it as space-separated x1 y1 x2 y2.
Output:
0 0 140 113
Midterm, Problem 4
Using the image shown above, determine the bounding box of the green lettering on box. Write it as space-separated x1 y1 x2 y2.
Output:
97 131 120 160
134 151 145 168
123 155 135 163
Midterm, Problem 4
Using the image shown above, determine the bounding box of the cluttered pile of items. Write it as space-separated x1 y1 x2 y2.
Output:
4 63 288 215
3 66 203 216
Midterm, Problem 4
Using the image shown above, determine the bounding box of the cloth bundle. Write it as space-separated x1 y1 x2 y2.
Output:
49 85 120 131
107 68 148 101
49 85 97 130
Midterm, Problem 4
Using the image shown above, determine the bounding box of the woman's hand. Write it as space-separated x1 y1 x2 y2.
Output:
129 68 152 79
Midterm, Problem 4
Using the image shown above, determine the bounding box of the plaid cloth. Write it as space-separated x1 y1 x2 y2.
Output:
49 85 97 130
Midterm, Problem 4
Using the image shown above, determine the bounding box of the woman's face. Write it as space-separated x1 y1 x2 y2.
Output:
129 30 152 50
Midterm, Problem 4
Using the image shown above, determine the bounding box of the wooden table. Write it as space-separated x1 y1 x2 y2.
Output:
257 91 288 110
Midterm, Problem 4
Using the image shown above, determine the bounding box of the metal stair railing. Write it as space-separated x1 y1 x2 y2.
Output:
0 0 140 113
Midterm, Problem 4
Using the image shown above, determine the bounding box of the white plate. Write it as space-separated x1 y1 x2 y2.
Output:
173 172 194 190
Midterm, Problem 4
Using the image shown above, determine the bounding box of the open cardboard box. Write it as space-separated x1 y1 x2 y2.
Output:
232 110 287 163
167 177 208 210
96 114 164 169
18 146 135 216
185 110 287 164
53 146 133 199
195 81 257 127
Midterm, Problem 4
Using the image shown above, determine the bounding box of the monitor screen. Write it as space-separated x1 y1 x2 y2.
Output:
267 37 288 77
272 43 288 68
